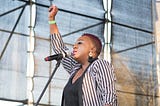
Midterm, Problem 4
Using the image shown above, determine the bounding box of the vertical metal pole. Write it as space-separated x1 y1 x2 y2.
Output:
27 0 36 106
154 0 160 105
103 0 112 63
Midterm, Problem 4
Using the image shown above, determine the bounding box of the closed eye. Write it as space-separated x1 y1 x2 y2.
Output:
77 42 82 44
76 41 83 44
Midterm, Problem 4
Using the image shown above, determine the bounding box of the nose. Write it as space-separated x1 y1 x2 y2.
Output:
73 44 77 49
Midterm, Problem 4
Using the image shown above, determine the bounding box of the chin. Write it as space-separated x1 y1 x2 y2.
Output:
73 56 80 62
73 56 78 60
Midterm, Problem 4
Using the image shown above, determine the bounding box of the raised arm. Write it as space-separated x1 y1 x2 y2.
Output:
48 5 78 74
48 5 67 54
48 5 59 34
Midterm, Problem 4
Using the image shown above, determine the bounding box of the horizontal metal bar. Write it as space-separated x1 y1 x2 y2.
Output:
117 90 160 97
17 0 104 21
0 4 26 17
108 19 153 34
0 98 28 104
113 41 155 54
62 21 105 37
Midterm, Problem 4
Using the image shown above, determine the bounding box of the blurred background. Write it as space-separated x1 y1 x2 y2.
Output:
0 0 160 106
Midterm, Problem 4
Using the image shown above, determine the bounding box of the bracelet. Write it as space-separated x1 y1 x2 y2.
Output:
48 20 56 24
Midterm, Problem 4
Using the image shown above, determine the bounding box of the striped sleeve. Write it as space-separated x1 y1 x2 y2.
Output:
61 57 79 74
50 33 78 74
50 33 68 54
94 59 117 106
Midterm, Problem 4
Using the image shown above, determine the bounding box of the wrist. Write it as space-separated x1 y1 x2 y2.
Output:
49 18 55 21
48 16 55 20
48 20 56 24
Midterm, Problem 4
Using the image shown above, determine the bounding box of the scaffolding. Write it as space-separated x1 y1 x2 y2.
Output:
0 0 160 106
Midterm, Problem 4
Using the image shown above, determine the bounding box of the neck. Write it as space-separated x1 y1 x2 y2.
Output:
81 61 90 72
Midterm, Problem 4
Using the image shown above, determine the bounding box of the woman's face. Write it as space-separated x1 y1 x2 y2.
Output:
72 36 94 63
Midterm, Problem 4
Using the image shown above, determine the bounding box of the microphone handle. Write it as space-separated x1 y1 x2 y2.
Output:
49 0 53 12
49 0 53 6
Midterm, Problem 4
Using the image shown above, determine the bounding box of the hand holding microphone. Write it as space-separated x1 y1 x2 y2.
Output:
48 0 53 12
48 5 58 20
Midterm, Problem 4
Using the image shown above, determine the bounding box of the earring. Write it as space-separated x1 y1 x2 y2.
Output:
89 52 92 57
88 52 93 63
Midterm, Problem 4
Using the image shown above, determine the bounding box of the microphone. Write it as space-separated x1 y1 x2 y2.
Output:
44 51 72 61
49 0 53 12
44 53 63 61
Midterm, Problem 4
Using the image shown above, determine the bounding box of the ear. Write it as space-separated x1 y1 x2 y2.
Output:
89 47 97 57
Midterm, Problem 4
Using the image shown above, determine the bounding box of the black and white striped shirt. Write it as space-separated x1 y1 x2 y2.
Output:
51 33 117 106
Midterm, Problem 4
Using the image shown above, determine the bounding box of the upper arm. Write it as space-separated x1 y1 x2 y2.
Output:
94 60 116 105
50 33 79 74
50 33 68 54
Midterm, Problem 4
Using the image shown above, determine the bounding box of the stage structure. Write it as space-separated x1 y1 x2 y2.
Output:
0 0 159 106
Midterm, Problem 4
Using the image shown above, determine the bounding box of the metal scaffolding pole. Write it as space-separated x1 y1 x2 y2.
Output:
155 0 160 104
103 0 112 62
26 0 36 106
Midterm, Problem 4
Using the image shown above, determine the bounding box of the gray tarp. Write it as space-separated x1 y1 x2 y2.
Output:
0 0 105 105
0 0 159 106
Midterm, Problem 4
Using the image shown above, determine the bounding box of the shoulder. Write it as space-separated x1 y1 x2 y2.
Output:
89 59 112 73
91 58 111 67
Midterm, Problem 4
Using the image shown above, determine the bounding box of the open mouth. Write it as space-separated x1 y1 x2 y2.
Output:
72 51 77 56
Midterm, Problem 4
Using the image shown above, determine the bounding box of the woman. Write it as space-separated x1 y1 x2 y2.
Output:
48 5 117 106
